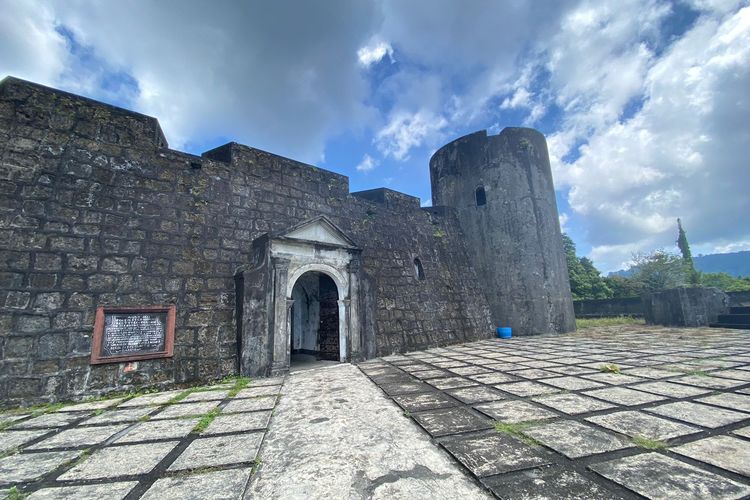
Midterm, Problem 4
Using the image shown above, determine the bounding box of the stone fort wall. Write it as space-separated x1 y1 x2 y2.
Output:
0 77 494 406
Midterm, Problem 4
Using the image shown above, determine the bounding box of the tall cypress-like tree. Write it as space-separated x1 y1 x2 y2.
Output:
676 218 699 284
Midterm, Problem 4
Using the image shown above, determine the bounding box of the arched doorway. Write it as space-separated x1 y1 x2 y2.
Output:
290 271 340 365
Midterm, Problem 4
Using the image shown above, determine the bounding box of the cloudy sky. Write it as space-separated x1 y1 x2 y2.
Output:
2 0 749 272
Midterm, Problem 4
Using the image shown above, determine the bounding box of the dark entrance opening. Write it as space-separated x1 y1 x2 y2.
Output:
290 272 339 365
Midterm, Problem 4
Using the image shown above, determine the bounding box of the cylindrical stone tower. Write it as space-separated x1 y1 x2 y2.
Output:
430 128 575 336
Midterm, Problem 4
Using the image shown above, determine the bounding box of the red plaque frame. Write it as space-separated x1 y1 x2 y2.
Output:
90 305 176 365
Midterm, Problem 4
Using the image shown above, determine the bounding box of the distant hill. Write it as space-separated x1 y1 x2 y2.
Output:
610 250 750 278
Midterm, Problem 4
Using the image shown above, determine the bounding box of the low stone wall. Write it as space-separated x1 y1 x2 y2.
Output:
643 287 729 327
573 297 642 318
574 290 748 318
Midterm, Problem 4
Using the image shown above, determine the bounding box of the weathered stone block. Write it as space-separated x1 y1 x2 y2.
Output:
643 287 729 327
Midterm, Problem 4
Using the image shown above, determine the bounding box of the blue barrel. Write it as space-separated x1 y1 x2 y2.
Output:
496 327 512 339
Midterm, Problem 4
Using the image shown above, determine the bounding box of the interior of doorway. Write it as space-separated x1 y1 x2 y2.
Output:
290 271 340 370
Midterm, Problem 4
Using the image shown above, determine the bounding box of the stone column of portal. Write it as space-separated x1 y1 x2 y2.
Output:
338 299 350 362
347 258 361 361
270 258 291 376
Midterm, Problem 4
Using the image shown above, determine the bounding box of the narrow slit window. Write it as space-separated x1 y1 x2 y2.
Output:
413 257 425 280
475 186 486 206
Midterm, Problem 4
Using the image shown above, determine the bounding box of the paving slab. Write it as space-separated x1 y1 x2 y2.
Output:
427 377 478 390
117 390 185 407
201 411 271 435
223 395 277 413
672 435 750 476
697 393 750 413
27 481 138 499
533 393 616 415
411 369 451 380
412 407 494 437
180 390 230 403
440 432 551 477
583 387 666 406
473 400 558 423
60 441 178 480
0 413 30 426
630 381 711 398
247 363 491 499
590 452 750 500
507 368 560 380
11 412 86 429
152 401 219 419
444 386 505 404
169 433 262 471
378 381 431 396
467 372 517 385
28 423 129 450
583 373 645 385
234 385 282 398
482 467 623 500
523 420 632 458
114 418 200 443
498 381 562 397
81 407 153 425
392 392 459 412
0 429 51 453
141 468 252 500
670 375 747 390
646 401 749 428
586 410 700 441
732 425 750 439
542 376 605 391
56 398 126 412
0 450 79 485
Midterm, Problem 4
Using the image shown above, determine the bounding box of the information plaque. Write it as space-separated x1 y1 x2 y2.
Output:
90 305 176 364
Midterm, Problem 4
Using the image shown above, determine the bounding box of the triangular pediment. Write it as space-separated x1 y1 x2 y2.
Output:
279 216 357 248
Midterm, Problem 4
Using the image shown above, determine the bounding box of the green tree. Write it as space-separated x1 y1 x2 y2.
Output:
700 272 750 292
676 218 699 284
604 274 641 298
630 250 687 292
562 234 613 300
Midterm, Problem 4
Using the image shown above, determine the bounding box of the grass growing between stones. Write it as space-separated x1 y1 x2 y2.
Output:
193 408 221 434
599 364 621 374
6 486 27 500
227 377 251 397
632 436 668 450
576 316 644 329
494 421 540 446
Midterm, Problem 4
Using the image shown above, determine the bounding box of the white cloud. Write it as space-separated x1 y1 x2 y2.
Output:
375 109 448 160
559 213 570 233
355 154 377 172
0 2 68 86
555 5 750 271
357 40 394 67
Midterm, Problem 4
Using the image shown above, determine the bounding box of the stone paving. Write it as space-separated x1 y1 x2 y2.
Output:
0 377 283 499
3 324 750 499
362 325 750 499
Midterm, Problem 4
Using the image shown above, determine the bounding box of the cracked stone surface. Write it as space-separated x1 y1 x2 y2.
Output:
141 468 251 500
411 406 494 437
27 482 138 499
586 410 700 440
151 401 220 420
201 411 271 435
482 467 623 500
392 392 458 412
0 430 51 453
646 401 749 428
533 392 616 415
27 423 129 450
445 386 505 404
697 393 750 413
0 450 79 484
113 418 200 444
523 420 632 458
246 363 491 499
222 396 277 413
440 432 551 477
583 387 666 406
673 436 750 476
60 441 178 480
168 433 263 471
473 400 557 423
590 453 750 500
